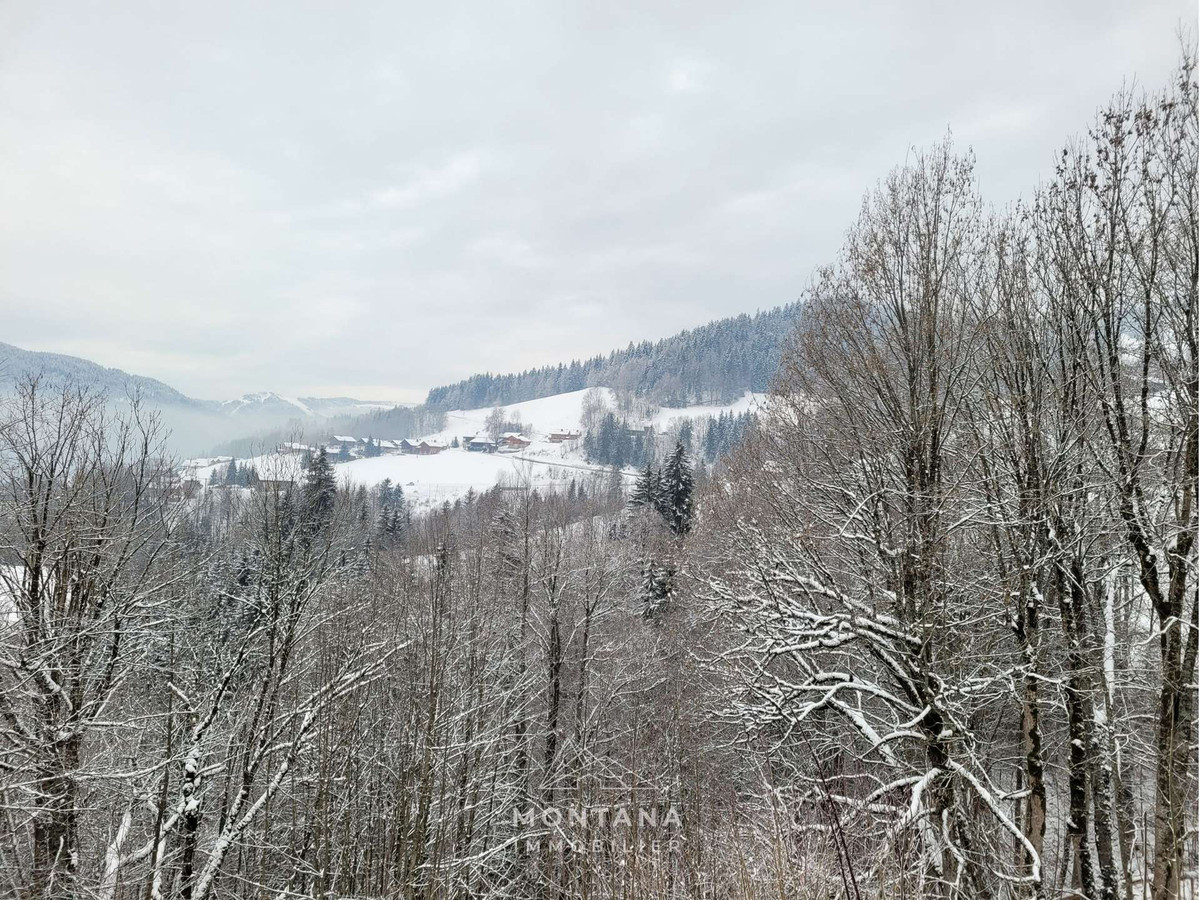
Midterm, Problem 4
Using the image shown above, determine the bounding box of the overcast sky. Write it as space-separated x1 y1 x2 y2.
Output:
1 2 1193 402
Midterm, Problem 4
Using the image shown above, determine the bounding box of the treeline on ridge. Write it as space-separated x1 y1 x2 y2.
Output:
424 303 800 410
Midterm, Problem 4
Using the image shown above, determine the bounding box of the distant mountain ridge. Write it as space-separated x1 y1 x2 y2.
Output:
0 341 202 408
425 302 801 410
2 300 801 453
219 392 394 418
0 342 396 454
0 343 391 414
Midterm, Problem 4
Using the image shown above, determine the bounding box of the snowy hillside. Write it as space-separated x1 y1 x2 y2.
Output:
184 446 610 512
423 388 614 445
427 388 763 445
180 387 761 511
183 389 613 510
220 392 396 418
649 392 764 429
0 340 411 455
0 341 201 407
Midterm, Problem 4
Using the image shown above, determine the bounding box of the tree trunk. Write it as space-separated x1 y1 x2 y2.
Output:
30 738 80 900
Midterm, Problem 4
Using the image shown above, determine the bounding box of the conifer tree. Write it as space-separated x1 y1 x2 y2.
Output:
660 441 694 535
392 486 409 536
703 419 719 460
303 448 337 531
637 558 674 619
376 506 393 542
629 462 661 509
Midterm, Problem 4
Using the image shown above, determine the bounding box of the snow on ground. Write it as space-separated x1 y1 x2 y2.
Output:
649 392 765 429
180 388 762 510
180 456 234 483
423 388 615 446
181 446 613 512
0 565 18 623
335 451 601 510
180 453 308 488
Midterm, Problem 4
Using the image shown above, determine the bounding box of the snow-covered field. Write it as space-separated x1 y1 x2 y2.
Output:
334 450 601 509
181 454 306 484
423 388 614 446
649 392 765 429
184 447 610 510
181 388 760 509
430 388 764 443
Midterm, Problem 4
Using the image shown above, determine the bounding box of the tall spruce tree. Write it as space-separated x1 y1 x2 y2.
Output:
678 420 693 451
637 558 674 619
660 441 694 535
629 462 661 509
303 447 337 532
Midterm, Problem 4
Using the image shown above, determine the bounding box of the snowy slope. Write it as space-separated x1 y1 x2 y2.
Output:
422 388 615 445
180 454 307 485
183 448 609 511
180 388 760 510
650 392 765 429
336 452 596 509
220 392 396 418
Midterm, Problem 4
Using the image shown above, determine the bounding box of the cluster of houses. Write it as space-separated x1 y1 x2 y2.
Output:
270 429 583 459
463 432 529 453
315 430 581 456
174 426 586 501
278 436 449 458
460 430 579 452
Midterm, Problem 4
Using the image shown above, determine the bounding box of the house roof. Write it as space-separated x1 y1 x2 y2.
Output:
332 435 357 443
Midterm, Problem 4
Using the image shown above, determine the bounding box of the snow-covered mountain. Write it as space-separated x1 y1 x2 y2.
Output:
0 343 395 417
0 341 204 409
219 392 394 419
0 342 398 455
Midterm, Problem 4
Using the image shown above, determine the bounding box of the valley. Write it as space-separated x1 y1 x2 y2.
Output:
181 387 766 509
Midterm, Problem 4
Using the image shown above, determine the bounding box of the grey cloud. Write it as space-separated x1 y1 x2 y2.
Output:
0 0 1193 401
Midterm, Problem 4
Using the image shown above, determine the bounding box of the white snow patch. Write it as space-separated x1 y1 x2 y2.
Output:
179 388 761 509
423 388 616 446
650 392 765 429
